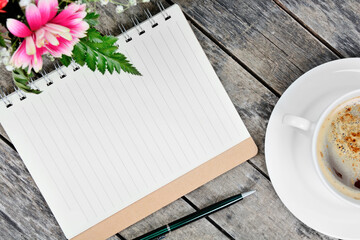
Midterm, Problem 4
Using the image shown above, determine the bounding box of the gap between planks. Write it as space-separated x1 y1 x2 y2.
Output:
166 0 282 99
0 1 343 238
272 0 344 59
0 2 273 239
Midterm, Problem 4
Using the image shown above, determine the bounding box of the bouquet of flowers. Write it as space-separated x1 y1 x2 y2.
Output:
0 0 142 94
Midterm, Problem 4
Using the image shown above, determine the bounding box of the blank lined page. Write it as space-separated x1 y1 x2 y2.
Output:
0 4 250 239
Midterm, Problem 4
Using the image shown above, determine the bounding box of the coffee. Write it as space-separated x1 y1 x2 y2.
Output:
317 96 360 199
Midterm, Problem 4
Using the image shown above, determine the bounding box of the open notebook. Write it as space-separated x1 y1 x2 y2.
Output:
0 4 257 240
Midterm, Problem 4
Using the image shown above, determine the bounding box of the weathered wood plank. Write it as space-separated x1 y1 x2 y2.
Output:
120 11 331 238
0 136 227 239
185 162 335 240
189 25 277 175
119 198 227 239
107 236 121 240
0 124 9 141
179 25 333 239
278 0 360 57
171 0 338 94
0 138 122 240
0 138 66 239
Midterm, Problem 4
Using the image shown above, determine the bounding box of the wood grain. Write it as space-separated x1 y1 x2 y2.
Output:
0 133 121 239
0 136 66 239
177 25 333 239
278 0 360 57
185 162 335 240
0 124 9 141
190 25 277 175
0 0 350 239
119 198 228 239
171 0 338 94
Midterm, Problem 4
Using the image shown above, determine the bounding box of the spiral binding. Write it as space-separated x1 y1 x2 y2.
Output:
1 2 172 108
54 62 67 78
29 77 40 91
71 60 80 71
0 88 12 108
14 87 26 101
157 1 171 20
41 70 54 86
120 2 171 42
144 9 158 28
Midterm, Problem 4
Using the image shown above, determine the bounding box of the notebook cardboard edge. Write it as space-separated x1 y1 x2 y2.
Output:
71 137 257 240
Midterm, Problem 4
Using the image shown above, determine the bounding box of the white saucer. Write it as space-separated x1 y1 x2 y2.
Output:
265 58 360 239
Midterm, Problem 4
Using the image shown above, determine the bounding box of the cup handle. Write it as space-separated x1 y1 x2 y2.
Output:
283 115 313 132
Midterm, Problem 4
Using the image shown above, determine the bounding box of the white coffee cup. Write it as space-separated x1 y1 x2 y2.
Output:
283 89 360 207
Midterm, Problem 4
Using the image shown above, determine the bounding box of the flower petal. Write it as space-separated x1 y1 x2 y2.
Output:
50 3 78 24
10 41 31 70
59 31 72 41
45 23 70 34
26 3 42 31
6 19 32 38
37 0 50 25
35 28 45 47
49 0 59 20
26 36 36 55
32 51 43 72
45 31 59 46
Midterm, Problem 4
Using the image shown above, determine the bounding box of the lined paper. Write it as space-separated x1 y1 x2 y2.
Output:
0 5 250 239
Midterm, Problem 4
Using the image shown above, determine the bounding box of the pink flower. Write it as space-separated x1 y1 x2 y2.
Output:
6 0 89 73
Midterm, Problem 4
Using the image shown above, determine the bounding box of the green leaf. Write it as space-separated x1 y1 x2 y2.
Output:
13 68 29 85
86 28 103 43
85 45 97 71
107 56 115 74
0 33 5 47
72 43 86 66
76 27 141 75
60 55 72 66
84 12 99 26
15 81 41 94
12 69 41 94
102 35 119 46
97 55 106 74
100 46 118 56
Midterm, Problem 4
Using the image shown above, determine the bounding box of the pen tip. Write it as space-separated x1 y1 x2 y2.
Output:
242 190 256 198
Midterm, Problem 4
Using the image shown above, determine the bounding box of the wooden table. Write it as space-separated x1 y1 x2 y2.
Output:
0 0 358 239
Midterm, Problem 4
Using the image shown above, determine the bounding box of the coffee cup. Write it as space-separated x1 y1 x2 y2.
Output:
283 89 360 207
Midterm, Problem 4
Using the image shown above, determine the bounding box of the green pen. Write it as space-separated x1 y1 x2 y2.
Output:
133 190 256 240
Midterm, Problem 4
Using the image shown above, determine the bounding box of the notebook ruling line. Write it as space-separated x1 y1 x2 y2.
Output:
0 4 257 240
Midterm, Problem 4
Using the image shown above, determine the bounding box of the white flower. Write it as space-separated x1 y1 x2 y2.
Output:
129 0 137 6
100 0 110 5
0 47 14 71
19 0 32 7
115 5 124 14
0 48 10 58
142 0 150 2
5 64 14 72
2 56 9 65
75 0 83 4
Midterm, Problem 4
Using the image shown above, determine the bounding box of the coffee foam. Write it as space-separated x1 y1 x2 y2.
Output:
317 97 360 200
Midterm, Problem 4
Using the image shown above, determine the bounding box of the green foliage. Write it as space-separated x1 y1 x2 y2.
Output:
0 33 5 48
60 55 72 67
71 27 141 75
12 69 41 94
83 12 99 27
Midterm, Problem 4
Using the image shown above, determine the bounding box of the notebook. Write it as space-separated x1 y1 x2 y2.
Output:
0 4 257 240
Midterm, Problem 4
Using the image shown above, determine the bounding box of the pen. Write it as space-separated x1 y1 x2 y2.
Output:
133 190 256 240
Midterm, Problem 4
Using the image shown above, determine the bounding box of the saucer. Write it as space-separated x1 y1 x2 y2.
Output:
265 58 360 239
